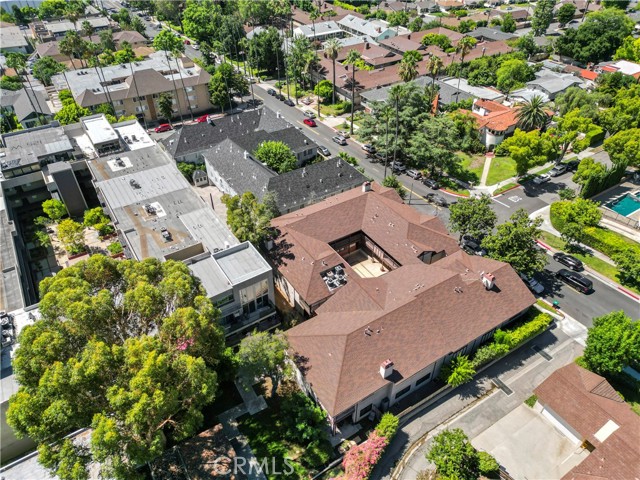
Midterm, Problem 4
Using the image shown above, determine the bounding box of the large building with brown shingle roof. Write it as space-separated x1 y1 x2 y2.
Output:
271 183 535 427
534 364 640 480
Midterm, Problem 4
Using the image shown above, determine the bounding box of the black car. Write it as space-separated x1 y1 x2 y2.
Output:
426 193 448 207
283 98 295 106
565 159 580 172
556 269 593 293
275 93 285 101
267 88 276 96
553 252 583 271
460 235 487 256
422 178 439 189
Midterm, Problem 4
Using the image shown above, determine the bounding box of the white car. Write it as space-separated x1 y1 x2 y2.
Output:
533 174 551 184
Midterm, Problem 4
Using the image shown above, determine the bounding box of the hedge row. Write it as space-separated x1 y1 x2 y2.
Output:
581 226 640 259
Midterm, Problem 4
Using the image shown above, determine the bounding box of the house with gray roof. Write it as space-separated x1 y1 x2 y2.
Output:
29 16 114 42
338 14 406 42
468 27 518 42
360 77 473 110
526 70 583 100
0 25 30 54
0 88 53 129
293 21 344 42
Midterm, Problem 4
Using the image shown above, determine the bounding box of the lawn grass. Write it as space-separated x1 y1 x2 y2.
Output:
539 232 640 295
536 299 558 314
486 156 517 186
439 177 470 196
524 394 538 407
493 182 519 196
458 152 485 183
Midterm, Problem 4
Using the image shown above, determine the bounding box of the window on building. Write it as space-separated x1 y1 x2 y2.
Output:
185 86 194 92
416 372 431 386
113 100 124 106
240 279 269 316
359 404 372 417
395 385 411 400
214 293 234 308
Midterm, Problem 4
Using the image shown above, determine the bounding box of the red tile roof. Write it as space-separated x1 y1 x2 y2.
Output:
274 184 535 416
534 364 640 480
580 69 599 81
463 99 519 133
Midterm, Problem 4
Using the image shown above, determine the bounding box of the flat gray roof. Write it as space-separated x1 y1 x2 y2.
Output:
179 209 238 254
81 115 118 145
0 206 24 313
0 25 29 49
1 124 73 169
215 242 271 285
187 256 230 298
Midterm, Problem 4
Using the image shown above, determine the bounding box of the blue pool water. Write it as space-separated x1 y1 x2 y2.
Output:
607 192 640 217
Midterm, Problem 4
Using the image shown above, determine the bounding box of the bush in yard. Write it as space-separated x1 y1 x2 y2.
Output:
581 226 640 259
470 343 510 369
478 451 500 478
445 355 476 387
340 430 388 480
303 439 332 469
426 429 480 480
375 413 399 441
493 312 553 349
280 390 329 444
613 248 640 289
107 242 123 256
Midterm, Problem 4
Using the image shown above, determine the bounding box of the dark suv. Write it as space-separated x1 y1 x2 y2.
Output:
553 252 583 271
460 235 486 256
556 269 593 293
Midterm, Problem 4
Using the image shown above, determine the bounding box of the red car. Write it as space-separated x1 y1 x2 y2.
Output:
303 118 317 127
195 114 209 123
183 39 191 45
154 123 172 133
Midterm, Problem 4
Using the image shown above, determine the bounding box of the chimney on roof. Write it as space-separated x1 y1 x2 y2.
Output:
365 41 370 49
362 181 372 192
482 272 495 290
408 34 411 40
380 359 394 379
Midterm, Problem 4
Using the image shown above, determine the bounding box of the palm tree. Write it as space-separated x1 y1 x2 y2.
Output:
64 2 85 32
425 53 444 92
325 37 341 105
344 49 362 135
309 7 320 50
5 52 46 126
80 20 94 43
389 84 404 166
59 31 85 69
398 54 419 84
455 36 477 94
153 31 185 124
516 95 550 132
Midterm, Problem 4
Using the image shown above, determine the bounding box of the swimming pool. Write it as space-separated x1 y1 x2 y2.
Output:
606 191 640 217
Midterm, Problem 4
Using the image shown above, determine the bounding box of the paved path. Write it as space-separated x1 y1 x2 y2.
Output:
479 155 492 187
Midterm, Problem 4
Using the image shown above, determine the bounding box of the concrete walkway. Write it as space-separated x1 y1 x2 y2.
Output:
478 154 493 187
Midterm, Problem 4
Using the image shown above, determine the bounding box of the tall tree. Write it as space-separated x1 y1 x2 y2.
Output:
482 209 547 276
7 256 224 480
41 198 67 221
557 3 576 26
604 128 640 167
80 20 94 43
583 311 639 376
531 0 555 36
157 92 174 122
154 31 187 123
398 50 420 83
425 53 444 97
222 191 275 244
59 31 86 68
31 56 66 86
248 27 284 75
409 116 461 177
426 429 480 480
325 37 341 105
455 37 477 94
516 95 549 131
449 194 497 240
237 331 290 398
501 13 516 33
253 140 297 173
344 49 362 135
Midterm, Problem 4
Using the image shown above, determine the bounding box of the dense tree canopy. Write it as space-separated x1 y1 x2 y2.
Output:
426 429 480 480
448 195 497 241
32 56 66 86
42 198 67 221
254 140 297 174
531 0 554 36
7 256 226 480
237 331 289 397
222 191 275 244
248 26 285 75
583 311 639 376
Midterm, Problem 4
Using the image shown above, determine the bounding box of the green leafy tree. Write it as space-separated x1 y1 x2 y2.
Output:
0 75 23 91
59 30 86 68
550 198 602 245
556 8 633 63
614 36 640 62
603 128 640 167
382 175 406 199
501 13 516 33
455 37 478 93
598 83 640 135
32 57 66 86
7 256 224 480
496 129 555 176
448 194 497 240
531 0 555 36
408 16 424 32
237 331 289 397
280 390 329 444
153 30 186 122
445 355 476 387
157 92 174 122
314 79 333 103
583 311 639 376
409 115 461 177
222 191 274 244
557 3 576 25
457 19 477 34
42 198 68 221
387 9 409 27
208 62 249 113
516 95 550 132
426 428 480 480
375 413 400 441
421 33 452 50
99 29 116 52
398 51 420 84
249 26 285 75
516 33 541 59
113 41 135 64
38 0 67 19
614 249 640 290
56 218 85 253
478 451 500 478
554 86 600 119
601 0 630 8
482 209 547 276
176 162 197 181
344 49 362 135
253 140 297 174
496 59 535 95
83 207 109 227
54 101 91 125
182 0 221 43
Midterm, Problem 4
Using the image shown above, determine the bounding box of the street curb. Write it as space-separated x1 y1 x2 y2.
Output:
441 188 470 198
492 183 521 197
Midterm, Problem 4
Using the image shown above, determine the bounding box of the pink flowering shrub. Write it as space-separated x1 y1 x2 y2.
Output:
340 431 389 480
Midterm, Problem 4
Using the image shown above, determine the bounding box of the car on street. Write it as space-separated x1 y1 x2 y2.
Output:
303 118 317 127
406 169 422 180
275 93 285 101
533 173 551 184
555 269 593 293
318 145 330 156
460 235 486 256
422 177 439 189
549 163 568 177
283 98 295 106
392 163 406 174
195 114 209 123
267 88 276 96
519 273 545 294
303 111 316 119
337 130 350 138
193 43 200 50
332 135 347 145
301 97 312 105
362 144 376 154
183 39 191 45
565 159 580 172
426 193 448 208
553 252 583 271
154 123 172 133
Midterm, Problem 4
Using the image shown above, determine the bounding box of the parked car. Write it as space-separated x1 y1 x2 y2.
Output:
565 160 580 172
318 145 330 157
332 135 347 145
337 130 350 138
460 234 486 256
519 273 545 294
556 269 592 293
533 174 551 184
422 177 439 189
390 161 406 174
267 88 276 96
406 169 422 180
275 93 285 101
301 97 312 105
303 111 316 119
195 114 209 123
426 193 448 207
362 144 376 154
549 164 568 177
154 123 172 133
183 39 191 45
303 118 317 127
553 252 583 271
283 98 295 106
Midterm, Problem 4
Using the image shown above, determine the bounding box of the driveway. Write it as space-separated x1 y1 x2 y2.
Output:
473 404 588 479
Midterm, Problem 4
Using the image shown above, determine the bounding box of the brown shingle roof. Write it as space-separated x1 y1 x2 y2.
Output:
534 364 640 480
275 184 535 416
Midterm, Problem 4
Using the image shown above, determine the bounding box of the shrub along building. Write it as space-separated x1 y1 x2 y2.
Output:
270 182 535 429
